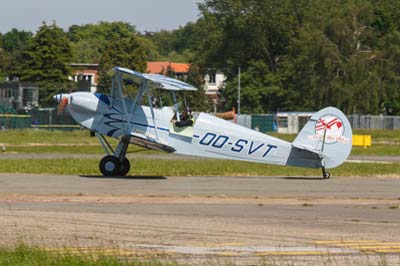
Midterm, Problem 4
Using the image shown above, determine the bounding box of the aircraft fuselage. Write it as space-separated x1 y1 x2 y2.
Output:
66 92 298 167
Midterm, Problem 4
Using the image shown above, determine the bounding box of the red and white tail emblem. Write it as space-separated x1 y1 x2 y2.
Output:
315 115 345 144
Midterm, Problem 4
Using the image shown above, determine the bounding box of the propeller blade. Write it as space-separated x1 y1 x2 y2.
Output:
54 94 70 113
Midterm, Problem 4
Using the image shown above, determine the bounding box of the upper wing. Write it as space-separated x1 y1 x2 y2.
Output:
111 67 197 91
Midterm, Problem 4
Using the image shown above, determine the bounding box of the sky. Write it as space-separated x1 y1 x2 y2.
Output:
0 0 201 34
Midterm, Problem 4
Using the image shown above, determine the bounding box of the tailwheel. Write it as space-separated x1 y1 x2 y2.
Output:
99 155 120 176
322 167 331 179
119 157 130 176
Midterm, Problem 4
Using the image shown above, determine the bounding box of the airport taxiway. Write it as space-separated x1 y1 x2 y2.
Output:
0 173 399 264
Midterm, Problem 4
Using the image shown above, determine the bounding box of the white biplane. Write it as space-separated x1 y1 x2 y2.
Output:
54 67 352 178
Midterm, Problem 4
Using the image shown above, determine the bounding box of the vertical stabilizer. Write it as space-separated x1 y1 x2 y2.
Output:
291 107 352 169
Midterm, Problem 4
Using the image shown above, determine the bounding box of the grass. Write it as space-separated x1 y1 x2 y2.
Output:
269 129 400 143
351 144 400 156
269 129 400 156
0 244 173 266
0 157 398 177
0 129 97 145
0 129 399 176
3 143 397 156
0 244 397 266
0 129 157 154
353 129 400 143
3 144 155 154
1 129 398 156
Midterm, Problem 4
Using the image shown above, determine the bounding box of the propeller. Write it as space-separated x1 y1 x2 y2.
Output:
53 94 70 114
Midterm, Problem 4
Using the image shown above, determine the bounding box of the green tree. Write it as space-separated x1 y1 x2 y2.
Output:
196 0 400 114
1 28 33 80
184 64 210 112
145 25 198 62
2 28 33 53
97 34 147 93
223 60 284 113
68 21 137 63
376 30 400 114
196 0 306 73
136 35 161 62
20 22 73 106
0 35 6 81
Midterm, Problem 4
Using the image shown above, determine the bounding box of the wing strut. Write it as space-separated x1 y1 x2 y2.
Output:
147 89 159 141
128 79 147 129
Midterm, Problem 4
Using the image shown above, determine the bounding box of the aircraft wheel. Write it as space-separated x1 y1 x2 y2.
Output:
322 167 331 179
323 171 331 179
119 157 130 176
99 155 120 176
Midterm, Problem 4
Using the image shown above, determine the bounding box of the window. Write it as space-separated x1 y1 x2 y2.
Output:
2 89 13 99
209 72 216 84
278 116 288 128
298 115 311 131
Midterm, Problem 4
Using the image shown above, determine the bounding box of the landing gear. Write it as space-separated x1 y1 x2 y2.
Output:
322 167 330 179
99 155 120 176
99 156 130 176
96 133 132 176
119 157 131 176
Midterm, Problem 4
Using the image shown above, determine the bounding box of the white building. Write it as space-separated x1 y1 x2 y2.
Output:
277 111 314 134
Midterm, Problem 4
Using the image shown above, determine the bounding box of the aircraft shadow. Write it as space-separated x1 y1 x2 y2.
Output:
79 175 167 180
281 176 327 180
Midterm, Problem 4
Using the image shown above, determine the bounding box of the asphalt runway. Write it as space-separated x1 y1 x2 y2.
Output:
0 173 399 265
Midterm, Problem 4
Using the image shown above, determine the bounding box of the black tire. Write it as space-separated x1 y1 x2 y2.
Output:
99 155 120 176
321 167 331 179
324 172 331 179
119 157 130 176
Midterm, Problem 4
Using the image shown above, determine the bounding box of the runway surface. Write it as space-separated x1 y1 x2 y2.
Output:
0 173 399 264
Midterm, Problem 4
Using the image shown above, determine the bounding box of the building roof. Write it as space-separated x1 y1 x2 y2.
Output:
147 62 190 74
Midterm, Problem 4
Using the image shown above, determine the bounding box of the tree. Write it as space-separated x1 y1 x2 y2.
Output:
0 35 7 81
2 28 33 53
223 60 284 113
68 21 137 63
97 34 147 93
135 35 161 62
193 0 400 114
376 30 400 114
145 24 200 62
1 28 33 80
183 64 210 112
20 22 73 106
196 0 304 73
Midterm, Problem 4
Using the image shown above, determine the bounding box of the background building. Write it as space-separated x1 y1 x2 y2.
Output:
69 63 99 93
0 82 38 112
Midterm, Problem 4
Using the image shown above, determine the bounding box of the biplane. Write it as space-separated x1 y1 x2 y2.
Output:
54 67 352 178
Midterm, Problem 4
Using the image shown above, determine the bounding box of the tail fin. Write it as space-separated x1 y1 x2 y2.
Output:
290 107 352 169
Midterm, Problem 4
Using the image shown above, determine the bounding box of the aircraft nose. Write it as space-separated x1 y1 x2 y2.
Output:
68 92 99 113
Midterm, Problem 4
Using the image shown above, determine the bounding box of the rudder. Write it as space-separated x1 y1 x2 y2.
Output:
291 107 352 169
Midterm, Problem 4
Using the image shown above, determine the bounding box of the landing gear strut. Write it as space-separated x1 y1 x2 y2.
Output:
97 133 131 176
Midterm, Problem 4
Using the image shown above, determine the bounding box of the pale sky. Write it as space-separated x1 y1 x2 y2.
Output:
0 0 202 34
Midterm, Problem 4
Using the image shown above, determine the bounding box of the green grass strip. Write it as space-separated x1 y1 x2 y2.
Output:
0 244 172 266
0 158 398 177
0 129 399 156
